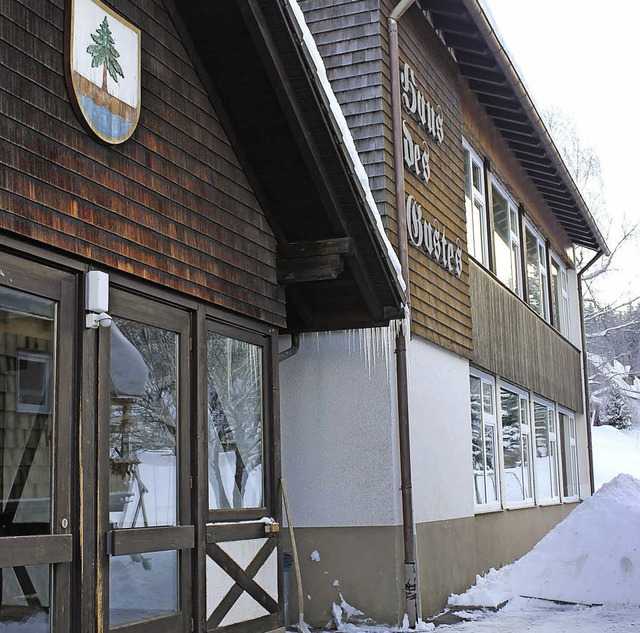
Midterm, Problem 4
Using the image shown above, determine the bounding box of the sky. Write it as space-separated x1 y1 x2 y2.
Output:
481 1 640 303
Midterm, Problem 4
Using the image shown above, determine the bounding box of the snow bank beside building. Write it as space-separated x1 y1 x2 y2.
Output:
592 425 640 491
450 474 640 607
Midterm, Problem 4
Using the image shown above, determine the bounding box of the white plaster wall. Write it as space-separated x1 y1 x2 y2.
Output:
279 331 402 527
407 336 474 523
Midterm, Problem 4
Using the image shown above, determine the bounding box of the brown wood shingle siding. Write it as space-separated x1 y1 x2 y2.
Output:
301 0 473 355
299 0 395 217
470 262 583 411
392 3 473 355
1 0 284 326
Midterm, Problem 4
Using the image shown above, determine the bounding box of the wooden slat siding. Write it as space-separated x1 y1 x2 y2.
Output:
1 0 286 326
381 2 473 356
460 81 575 266
470 262 582 411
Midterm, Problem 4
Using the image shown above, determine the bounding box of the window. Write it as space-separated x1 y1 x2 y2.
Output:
533 399 560 502
525 224 549 319
207 330 265 513
470 371 500 508
464 142 488 266
500 383 534 505
550 256 570 336
492 181 522 296
559 410 579 498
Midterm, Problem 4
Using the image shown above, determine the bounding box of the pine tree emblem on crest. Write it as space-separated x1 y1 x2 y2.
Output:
87 16 125 91
67 0 141 144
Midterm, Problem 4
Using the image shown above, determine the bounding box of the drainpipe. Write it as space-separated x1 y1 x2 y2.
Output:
389 0 420 627
389 0 414 287
279 333 300 363
577 250 604 496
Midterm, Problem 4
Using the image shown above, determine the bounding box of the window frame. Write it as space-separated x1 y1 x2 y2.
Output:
204 318 274 524
550 254 571 337
497 380 535 508
491 178 523 297
558 407 580 501
524 222 550 321
463 140 489 267
470 369 501 512
532 396 561 505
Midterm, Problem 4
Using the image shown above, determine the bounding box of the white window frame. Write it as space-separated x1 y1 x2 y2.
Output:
524 222 549 321
558 408 580 501
497 380 534 508
463 140 489 267
491 179 522 297
550 254 571 337
532 396 561 504
470 369 501 512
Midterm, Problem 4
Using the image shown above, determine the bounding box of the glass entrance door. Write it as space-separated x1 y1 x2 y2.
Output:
0 253 74 632
98 289 193 632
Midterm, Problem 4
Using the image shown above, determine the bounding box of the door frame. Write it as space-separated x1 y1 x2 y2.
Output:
0 249 77 632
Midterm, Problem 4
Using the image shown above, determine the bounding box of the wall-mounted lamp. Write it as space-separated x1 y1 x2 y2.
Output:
86 270 112 329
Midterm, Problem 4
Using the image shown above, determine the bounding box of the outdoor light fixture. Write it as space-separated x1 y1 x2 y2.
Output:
85 270 112 329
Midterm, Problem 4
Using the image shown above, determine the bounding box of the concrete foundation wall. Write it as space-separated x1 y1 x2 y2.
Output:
282 525 404 627
416 502 578 616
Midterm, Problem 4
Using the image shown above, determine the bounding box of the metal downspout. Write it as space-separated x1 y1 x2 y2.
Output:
577 250 604 495
389 0 419 626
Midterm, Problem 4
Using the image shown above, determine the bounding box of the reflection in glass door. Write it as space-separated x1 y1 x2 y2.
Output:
0 262 74 633
100 291 193 632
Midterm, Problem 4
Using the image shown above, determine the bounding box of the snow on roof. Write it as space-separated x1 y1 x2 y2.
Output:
450 474 640 607
286 0 406 294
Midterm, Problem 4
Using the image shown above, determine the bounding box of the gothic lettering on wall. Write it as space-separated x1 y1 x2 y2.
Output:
406 194 463 278
400 62 444 144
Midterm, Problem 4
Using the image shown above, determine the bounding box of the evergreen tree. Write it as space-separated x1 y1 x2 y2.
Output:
599 387 632 430
87 16 124 91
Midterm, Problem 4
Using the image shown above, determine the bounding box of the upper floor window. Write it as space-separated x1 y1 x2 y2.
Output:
492 181 522 297
550 256 570 336
525 223 549 319
464 142 488 266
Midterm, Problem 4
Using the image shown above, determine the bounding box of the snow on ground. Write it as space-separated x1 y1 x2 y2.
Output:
450 474 640 607
592 425 640 491
438 598 640 632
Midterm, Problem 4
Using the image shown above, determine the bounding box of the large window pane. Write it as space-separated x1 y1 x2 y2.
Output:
500 387 532 504
109 320 178 528
470 374 499 508
560 412 579 498
0 288 55 629
208 333 264 511
470 376 485 505
493 186 512 287
108 317 180 628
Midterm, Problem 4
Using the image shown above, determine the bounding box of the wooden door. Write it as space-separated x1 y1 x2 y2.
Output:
97 289 194 632
203 321 281 633
0 252 75 632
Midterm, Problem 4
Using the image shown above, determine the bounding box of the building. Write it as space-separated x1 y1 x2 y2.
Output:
280 0 608 625
0 1 406 632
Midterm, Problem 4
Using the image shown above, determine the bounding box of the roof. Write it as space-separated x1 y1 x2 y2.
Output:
416 0 609 255
171 0 406 332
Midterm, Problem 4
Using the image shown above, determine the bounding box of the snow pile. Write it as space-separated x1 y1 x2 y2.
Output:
592 425 640 491
450 474 640 607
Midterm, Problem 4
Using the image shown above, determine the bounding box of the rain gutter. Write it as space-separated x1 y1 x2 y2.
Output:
577 249 604 495
459 0 610 257
389 0 421 626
